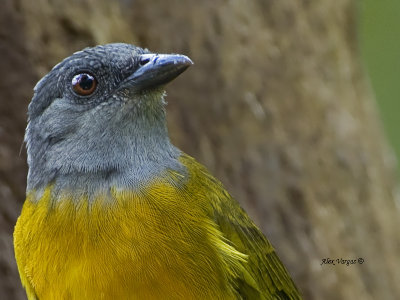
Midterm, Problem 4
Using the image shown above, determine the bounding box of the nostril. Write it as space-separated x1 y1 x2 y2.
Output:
139 58 151 66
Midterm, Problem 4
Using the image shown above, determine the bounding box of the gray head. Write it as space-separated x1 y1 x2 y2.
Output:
26 43 192 196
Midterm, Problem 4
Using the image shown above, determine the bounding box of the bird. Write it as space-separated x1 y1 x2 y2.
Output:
14 43 301 299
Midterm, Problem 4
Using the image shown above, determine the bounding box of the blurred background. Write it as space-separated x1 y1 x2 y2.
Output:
361 0 400 164
0 0 399 299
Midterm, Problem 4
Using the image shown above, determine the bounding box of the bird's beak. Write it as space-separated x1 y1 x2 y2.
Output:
126 53 193 90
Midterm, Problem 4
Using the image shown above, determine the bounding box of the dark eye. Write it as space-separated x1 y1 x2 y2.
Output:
72 73 97 96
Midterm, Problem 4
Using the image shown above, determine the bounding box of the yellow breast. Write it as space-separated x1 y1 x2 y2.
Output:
14 173 246 299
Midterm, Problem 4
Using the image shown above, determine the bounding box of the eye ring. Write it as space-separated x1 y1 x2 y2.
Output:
72 73 97 96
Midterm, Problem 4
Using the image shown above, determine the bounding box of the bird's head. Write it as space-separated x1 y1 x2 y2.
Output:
26 43 192 192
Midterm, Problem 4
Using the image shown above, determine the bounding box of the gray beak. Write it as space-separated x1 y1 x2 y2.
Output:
127 53 193 90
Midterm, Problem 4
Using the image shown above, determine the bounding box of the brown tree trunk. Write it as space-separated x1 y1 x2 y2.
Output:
1 0 399 299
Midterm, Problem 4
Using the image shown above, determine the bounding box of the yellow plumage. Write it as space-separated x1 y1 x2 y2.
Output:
14 154 299 299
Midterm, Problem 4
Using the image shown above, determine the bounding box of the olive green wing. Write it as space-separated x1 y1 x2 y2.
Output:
211 191 302 300
181 154 302 300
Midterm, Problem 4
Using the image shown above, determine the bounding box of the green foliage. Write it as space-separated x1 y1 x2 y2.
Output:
360 0 400 161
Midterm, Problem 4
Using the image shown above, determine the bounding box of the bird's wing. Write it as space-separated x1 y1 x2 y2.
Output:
180 154 302 300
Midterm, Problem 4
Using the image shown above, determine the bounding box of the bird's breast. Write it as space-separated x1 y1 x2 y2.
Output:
14 181 239 299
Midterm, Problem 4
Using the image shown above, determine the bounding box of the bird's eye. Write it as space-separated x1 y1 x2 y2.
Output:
72 73 97 96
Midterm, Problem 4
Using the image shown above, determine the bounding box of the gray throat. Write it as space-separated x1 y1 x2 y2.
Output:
25 95 185 201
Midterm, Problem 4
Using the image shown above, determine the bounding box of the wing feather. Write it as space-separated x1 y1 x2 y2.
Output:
181 154 302 299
